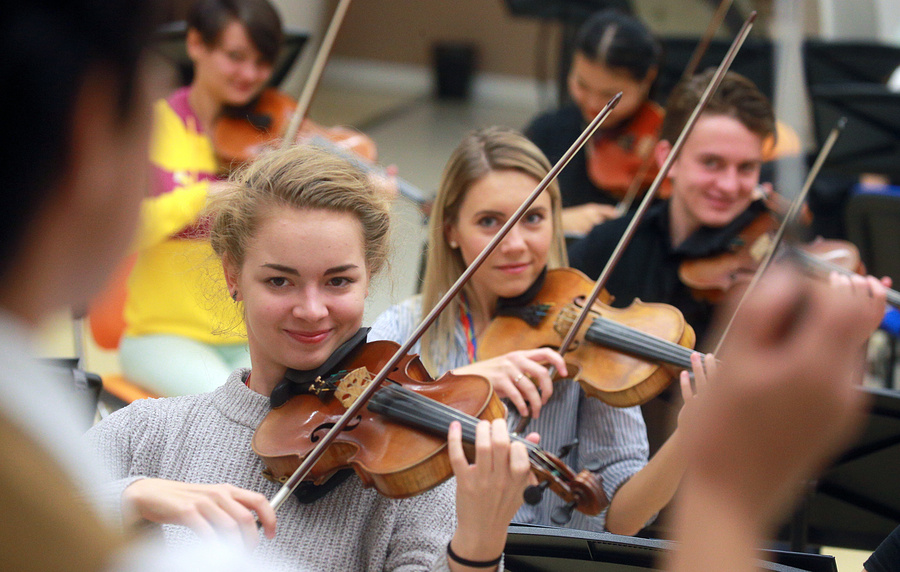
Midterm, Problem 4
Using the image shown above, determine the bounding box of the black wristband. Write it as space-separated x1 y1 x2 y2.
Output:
446 541 502 568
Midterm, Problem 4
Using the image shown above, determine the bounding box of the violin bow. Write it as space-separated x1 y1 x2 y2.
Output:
615 0 735 217
279 0 353 149
547 13 757 405
265 93 624 514
710 117 846 355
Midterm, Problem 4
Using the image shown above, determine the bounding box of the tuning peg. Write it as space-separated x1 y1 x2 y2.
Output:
556 439 579 459
551 501 577 525
523 480 551 505
583 458 602 473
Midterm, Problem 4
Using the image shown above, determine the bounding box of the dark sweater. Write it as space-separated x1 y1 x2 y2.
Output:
567 199 768 346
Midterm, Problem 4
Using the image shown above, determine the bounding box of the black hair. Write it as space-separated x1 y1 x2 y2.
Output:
0 0 161 279
575 9 661 82
187 0 283 64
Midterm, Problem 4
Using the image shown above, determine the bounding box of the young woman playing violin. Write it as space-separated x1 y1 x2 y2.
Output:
88 146 535 571
119 0 283 397
525 10 663 236
370 127 708 535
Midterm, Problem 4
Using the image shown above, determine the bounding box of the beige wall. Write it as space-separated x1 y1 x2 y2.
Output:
331 0 560 77
328 0 823 79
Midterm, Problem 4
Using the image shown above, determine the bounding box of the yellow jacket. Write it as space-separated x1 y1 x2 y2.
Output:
124 88 244 344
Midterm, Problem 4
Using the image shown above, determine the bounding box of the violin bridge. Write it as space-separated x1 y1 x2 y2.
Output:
750 233 773 262
334 367 374 409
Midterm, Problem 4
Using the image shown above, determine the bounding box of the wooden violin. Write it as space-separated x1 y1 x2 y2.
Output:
211 88 429 205
678 196 864 303
479 268 697 408
585 100 666 201
213 88 376 169
252 340 607 517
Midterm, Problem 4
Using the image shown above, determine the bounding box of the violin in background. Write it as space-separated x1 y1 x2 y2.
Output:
212 88 432 207
585 100 667 203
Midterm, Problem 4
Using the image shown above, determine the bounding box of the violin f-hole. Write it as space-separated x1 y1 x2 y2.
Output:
311 415 362 442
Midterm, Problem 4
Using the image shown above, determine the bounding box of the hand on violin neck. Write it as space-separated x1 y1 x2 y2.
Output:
447 419 535 570
452 349 566 419
826 271 888 339
675 351 716 430
121 478 277 548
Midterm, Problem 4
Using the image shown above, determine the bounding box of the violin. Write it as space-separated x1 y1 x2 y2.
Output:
253 340 608 518
585 101 667 201
678 196 864 303
479 268 697 408
212 88 430 205
212 88 376 169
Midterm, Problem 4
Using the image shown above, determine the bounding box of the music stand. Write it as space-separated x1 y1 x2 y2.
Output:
654 36 774 104
803 39 900 87
151 21 309 88
809 85 900 179
505 524 837 571
782 386 900 551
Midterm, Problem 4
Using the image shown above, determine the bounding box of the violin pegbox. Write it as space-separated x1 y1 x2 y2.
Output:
334 367 375 409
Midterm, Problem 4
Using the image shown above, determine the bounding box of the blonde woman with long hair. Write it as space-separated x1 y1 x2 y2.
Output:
371 127 703 535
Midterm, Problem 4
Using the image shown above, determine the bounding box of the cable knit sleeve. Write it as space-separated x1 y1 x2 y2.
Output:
83 399 157 529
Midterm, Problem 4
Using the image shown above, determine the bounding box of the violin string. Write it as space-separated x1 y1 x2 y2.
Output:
368 385 559 473
557 306 695 368
560 307 689 364
588 318 695 368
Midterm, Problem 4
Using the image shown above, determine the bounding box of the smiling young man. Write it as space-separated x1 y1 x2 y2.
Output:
568 70 776 458
569 69 775 347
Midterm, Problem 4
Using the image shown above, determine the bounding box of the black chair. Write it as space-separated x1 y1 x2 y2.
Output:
803 39 900 88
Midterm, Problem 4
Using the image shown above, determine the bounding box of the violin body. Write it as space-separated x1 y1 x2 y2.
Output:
679 208 863 303
480 268 696 408
585 101 667 200
252 341 504 498
212 88 377 172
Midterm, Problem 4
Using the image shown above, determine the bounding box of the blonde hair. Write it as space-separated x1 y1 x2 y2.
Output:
419 126 566 372
207 145 391 278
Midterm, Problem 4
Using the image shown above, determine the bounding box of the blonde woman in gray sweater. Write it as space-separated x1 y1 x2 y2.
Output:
87 147 535 572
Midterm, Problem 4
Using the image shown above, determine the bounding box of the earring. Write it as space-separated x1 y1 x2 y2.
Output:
449 241 458 249
231 290 238 302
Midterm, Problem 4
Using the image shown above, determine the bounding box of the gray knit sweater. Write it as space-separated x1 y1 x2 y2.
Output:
85 370 456 572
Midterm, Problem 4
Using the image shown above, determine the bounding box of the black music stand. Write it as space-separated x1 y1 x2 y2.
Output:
151 21 309 88
779 387 900 551
803 39 900 87
654 36 774 104
809 85 900 180
505 524 837 571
